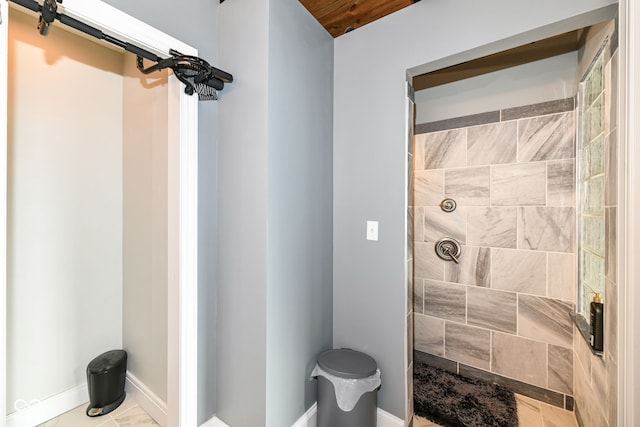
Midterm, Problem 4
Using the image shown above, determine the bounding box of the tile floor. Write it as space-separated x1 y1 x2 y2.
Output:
37 397 158 427
413 393 578 427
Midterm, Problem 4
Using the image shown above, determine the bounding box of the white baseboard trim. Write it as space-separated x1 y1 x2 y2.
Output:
292 402 317 427
377 408 405 427
6 383 88 427
200 415 230 427
125 373 167 427
291 402 404 427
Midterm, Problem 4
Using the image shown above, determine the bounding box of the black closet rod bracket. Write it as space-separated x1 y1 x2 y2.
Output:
8 0 234 101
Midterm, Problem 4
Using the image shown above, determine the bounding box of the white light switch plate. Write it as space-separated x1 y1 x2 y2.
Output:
366 221 378 241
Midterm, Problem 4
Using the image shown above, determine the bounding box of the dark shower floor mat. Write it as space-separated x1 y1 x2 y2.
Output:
414 361 519 427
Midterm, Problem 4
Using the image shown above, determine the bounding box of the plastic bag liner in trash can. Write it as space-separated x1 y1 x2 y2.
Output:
310 349 381 412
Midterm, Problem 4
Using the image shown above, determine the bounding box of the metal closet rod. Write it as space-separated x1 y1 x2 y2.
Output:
8 0 234 100
9 0 162 62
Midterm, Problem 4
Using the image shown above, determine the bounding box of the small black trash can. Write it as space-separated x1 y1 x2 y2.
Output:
315 349 380 427
86 349 127 417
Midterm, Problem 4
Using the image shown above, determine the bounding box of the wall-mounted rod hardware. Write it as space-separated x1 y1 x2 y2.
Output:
8 0 234 101
439 198 457 213
435 238 461 264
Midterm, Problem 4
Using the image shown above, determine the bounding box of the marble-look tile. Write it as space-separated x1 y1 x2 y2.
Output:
414 207 424 243
582 215 605 257
467 121 517 166
468 207 517 248
584 94 605 143
491 332 547 387
444 322 491 370
591 356 609 416
574 323 592 378
519 295 573 348
414 349 458 374
416 110 500 134
582 176 605 216
414 278 424 314
539 403 579 427
408 313 414 366
97 420 119 427
459 364 565 408
518 112 575 162
444 166 490 206
113 404 159 426
491 248 546 295
515 394 544 427
566 395 575 411
37 403 106 427
585 54 604 108
414 242 444 281
574 360 608 427
415 129 467 170
502 98 575 121
414 169 444 207
605 129 618 207
518 207 575 253
467 286 517 333
582 250 605 295
548 344 573 394
605 278 617 360
408 207 414 257
547 159 576 207
407 260 414 315
413 415 442 427
423 280 466 323
444 246 490 287
422 207 466 243
548 252 576 302
607 355 618 425
491 162 546 206
414 313 445 356
605 207 617 283
604 52 618 135
587 134 605 178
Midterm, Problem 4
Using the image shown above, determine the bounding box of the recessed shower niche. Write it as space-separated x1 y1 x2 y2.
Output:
2 3 199 426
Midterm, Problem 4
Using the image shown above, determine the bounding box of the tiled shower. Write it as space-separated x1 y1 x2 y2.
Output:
412 99 577 408
410 19 619 427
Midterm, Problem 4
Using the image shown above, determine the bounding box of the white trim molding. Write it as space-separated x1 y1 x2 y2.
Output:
291 402 317 427
5 383 87 427
290 403 404 427
619 0 640 426
126 374 168 427
200 416 231 427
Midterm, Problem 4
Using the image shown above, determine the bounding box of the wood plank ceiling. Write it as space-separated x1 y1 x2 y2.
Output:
300 0 416 38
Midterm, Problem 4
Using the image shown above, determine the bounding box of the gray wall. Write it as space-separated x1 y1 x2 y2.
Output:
333 0 617 419
415 51 578 124
218 0 333 425
265 1 333 425
101 0 220 422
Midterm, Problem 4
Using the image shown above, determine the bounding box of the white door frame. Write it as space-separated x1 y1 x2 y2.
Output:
619 0 639 426
0 1 199 426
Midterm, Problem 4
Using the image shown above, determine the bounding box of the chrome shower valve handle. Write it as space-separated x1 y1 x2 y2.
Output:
435 238 461 264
